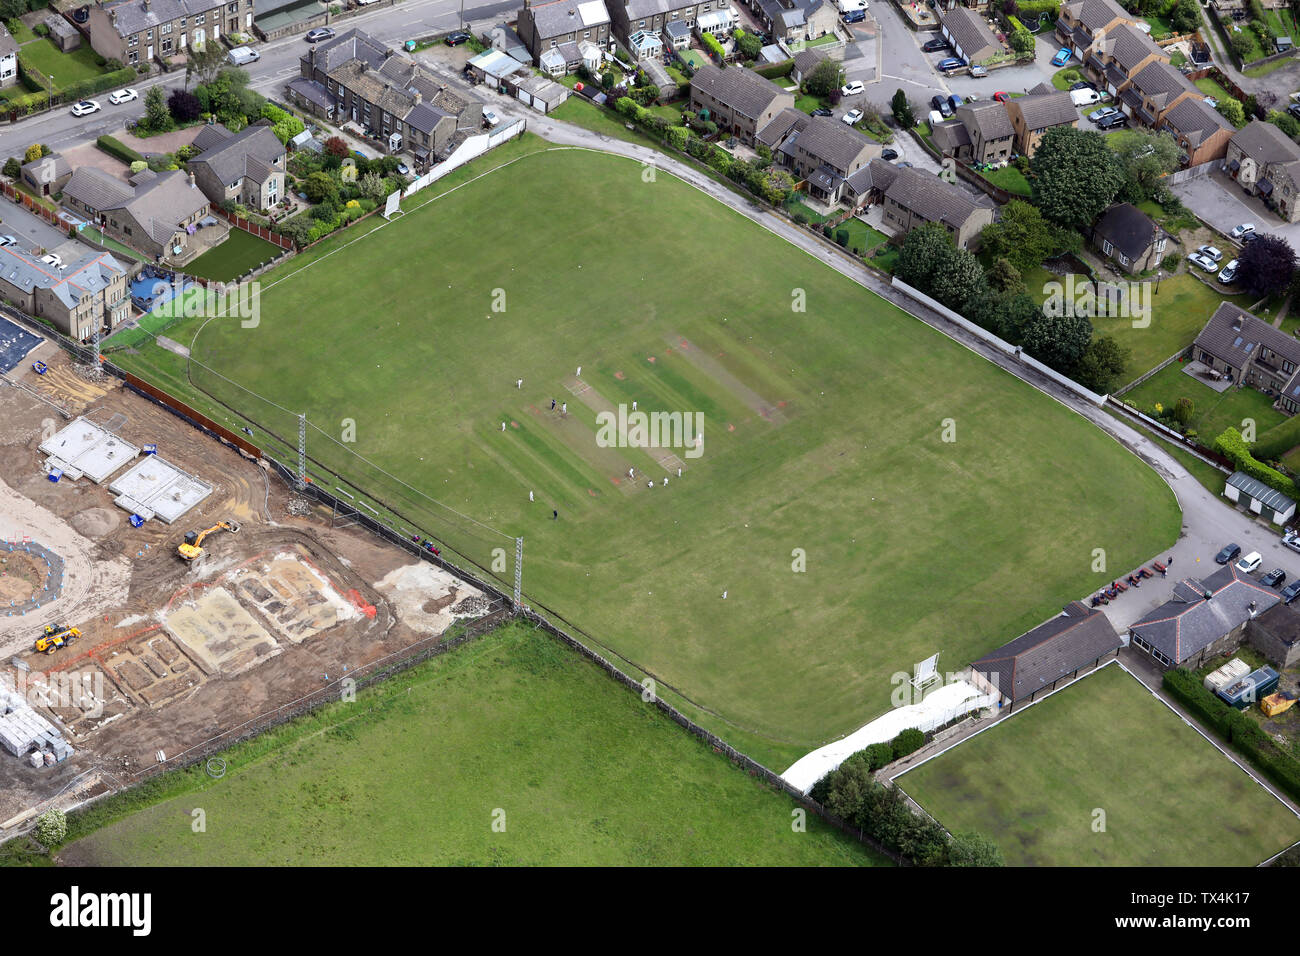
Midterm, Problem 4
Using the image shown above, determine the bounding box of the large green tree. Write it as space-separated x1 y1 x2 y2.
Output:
1030 126 1126 230
1217 96 1247 128
948 831 1005 867
890 88 914 127
1109 128 1180 202
1072 335 1131 393
185 42 226 88
895 222 955 292
1022 310 1093 371
979 200 1080 272
803 58 844 98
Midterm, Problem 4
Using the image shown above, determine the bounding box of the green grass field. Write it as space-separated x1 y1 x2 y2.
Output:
17 39 107 89
184 228 283 282
1123 360 1287 439
899 664 1300 866
113 137 1180 769
53 622 879 866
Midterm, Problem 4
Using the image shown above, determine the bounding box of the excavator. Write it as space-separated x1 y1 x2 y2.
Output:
34 624 80 655
177 520 240 562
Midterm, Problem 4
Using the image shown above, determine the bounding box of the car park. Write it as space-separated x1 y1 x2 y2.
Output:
1096 112 1128 130
1231 222 1256 239
1197 244 1223 262
305 28 336 43
1219 259 1239 283
921 37 951 52
1237 551 1263 574
1282 580 1300 603
881 148 899 161
1215 543 1242 564
937 57 967 72
1052 47 1072 66
930 94 953 117
1262 568 1287 588
842 108 864 125
107 88 137 105
70 100 100 117
841 80 865 97
1187 251 1218 273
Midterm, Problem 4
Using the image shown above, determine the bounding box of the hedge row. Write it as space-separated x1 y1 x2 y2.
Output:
755 59 794 79
96 134 143 165
1214 426 1300 499
1163 668 1300 802
1251 415 1300 463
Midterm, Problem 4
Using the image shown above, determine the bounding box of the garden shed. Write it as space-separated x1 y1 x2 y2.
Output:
1224 471 1296 525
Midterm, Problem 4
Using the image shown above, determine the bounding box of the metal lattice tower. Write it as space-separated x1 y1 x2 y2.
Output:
514 536 523 610
297 413 307 489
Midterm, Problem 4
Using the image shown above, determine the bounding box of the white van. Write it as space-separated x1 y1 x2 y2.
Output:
1070 87 1100 106
227 46 260 66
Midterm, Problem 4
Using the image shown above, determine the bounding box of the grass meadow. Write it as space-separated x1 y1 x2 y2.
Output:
112 135 1181 769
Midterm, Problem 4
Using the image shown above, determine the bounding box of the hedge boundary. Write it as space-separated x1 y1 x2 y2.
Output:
96 134 143 164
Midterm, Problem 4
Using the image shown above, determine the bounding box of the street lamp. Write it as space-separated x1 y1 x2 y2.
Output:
1155 269 1163 294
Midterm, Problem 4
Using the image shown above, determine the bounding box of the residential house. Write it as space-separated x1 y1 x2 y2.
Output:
1090 202 1167 274
187 120 286 212
0 247 128 341
608 0 718 47
842 157 896 209
663 18 692 49
61 166 213 261
517 0 612 65
951 101 1014 164
1247 603 1300 669
1191 303 1300 413
929 119 972 158
757 109 879 202
1115 58 1200 127
747 0 838 45
291 30 484 167
488 21 531 62
1157 94 1234 165
871 161 995 248
689 63 795 143
968 602 1122 708
790 48 826 85
939 5 999 65
19 152 72 196
1054 0 1138 62
86 0 254 66
1224 119 1300 222
0 24 17 88
1005 88 1077 157
1083 21 1167 99
1129 564 1280 670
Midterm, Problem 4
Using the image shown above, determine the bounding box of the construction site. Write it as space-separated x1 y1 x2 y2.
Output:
0 340 505 832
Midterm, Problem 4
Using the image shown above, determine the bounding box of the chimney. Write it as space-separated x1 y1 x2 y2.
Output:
412 91 421 105
188 170 195 188
143 0 150 9
110 8 117 24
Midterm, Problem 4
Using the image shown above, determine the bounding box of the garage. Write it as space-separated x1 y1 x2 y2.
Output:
1224 470 1297 525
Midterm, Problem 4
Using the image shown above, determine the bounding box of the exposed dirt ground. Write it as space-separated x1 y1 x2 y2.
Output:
0 347 496 828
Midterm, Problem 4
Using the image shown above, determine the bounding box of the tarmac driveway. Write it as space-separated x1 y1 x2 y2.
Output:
1172 167 1300 250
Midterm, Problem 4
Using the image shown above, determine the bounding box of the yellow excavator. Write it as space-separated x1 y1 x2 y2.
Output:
177 520 240 562
34 624 80 655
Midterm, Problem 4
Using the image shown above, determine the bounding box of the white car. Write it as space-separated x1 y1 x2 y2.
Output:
0 235 17 247
482 108 500 128
1197 244 1223 262
1187 251 1218 273
108 88 137 105
1231 222 1256 239
39 253 63 269
842 108 864 125
1237 551 1263 574
840 81 865 97
1219 259 1239 283
70 100 100 117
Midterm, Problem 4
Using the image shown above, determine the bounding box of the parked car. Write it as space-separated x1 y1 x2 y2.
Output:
810 106 833 117
930 94 953 117
226 46 259 65
880 148 899 161
1219 259 1239 283
107 88 137 105
39 253 62 269
1237 551 1263 573
1215 543 1242 564
993 91 1010 102
1241 230 1261 243
1230 222 1256 239
1262 568 1287 588
841 80 865 97
444 31 472 45
842 108 864 125
948 93 964 111
1070 80 1096 92
1052 46 1072 66
482 108 500 128
1197 244 1224 262
921 37 951 52
1288 102 1300 121
1187 251 1218 273
896 161 914 167
396 161 410 174
1285 529 1300 554
1089 106 1120 124
1071 87 1101 106
0 235 17 247
70 100 100 117
968 65 988 78
305 28 336 43
1281 579 1300 603
928 109 945 125
1096 111 1128 130
1205 96 1218 109
937 57 967 72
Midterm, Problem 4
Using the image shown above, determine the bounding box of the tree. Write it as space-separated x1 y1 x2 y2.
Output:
168 88 202 123
890 88 914 127
1169 0 1201 33
1172 396 1196 426
803 58 843 98
979 200 1080 272
23 143 42 164
357 171 389 202
0 0 25 19
733 28 762 60
302 170 339 204
896 221 956 292
1238 233 1298 298
747 165 795 204
1030 126 1125 230
1 157 18 179
1072 335 1130 393
1217 95 1247 128
1230 29 1254 61
324 136 350 159
1109 128 1180 202
936 248 990 315
1269 109 1300 139
1022 310 1093 371
142 85 172 133
185 41 226 88
988 257 1025 295
1009 29 1035 57
947 831 1005 867
33 808 66 848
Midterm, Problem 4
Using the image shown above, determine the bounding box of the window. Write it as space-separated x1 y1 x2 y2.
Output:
1118 253 1129 265
1101 238 1112 255
161 23 172 34
146 29 153 40
162 38 172 52
195 13 205 24
128 50 138 63
129 35 138 47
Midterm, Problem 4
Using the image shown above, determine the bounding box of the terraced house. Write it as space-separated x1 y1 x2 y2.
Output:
86 0 253 66
1224 119 1300 222
0 248 128 341
1054 0 1137 61
848 160 994 248
1114 58 1200 127
1082 21 1167 99
689 63 794 144
1004 85 1077 157
1157 94 1234 165
291 29 483 167
747 0 838 44
517 0 612 64
608 0 724 46
756 109 879 203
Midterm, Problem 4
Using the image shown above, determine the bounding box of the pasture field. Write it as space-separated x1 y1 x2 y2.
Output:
898 664 1300 866
54 623 879 866
114 137 1180 769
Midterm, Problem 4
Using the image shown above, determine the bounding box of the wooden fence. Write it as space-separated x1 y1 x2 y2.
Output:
213 206 295 251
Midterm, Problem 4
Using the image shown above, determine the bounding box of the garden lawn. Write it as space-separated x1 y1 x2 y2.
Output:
17 40 107 90
183 229 283 282
113 141 1180 768
1195 76 1230 100
836 217 890 255
1122 359 1288 440
899 664 1300 866
52 623 881 866
980 164 1031 197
